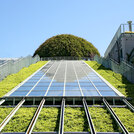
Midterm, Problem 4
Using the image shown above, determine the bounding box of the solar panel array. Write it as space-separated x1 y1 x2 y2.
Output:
9 61 121 97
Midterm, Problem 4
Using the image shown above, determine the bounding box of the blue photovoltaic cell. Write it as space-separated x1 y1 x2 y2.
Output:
8 61 121 97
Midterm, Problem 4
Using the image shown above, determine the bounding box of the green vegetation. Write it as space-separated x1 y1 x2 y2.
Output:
33 34 100 58
33 108 60 132
64 107 89 132
89 107 119 132
85 61 134 105
2 108 36 132
0 108 13 124
125 31 134 33
0 61 47 97
113 108 134 132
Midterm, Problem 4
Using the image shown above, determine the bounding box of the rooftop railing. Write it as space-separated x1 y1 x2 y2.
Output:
104 23 134 58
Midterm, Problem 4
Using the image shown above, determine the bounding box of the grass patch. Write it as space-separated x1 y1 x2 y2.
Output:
0 61 47 97
64 107 89 132
33 108 60 132
89 107 119 132
0 108 13 124
85 61 134 105
113 108 134 132
2 107 36 132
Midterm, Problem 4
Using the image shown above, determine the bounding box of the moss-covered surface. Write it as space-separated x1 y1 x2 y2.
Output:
0 61 47 97
2 108 36 132
113 108 134 132
0 108 13 124
34 34 100 58
33 108 60 132
64 107 89 132
85 61 134 105
89 107 119 132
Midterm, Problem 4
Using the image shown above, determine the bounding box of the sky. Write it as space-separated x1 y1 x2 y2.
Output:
0 0 134 58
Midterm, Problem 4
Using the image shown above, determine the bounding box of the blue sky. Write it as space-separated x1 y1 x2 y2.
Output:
0 0 134 58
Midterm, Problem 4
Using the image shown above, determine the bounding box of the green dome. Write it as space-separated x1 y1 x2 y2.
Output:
33 34 100 58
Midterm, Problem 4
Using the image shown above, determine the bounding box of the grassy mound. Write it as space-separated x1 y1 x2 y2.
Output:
33 34 100 58
0 61 47 97
85 61 134 105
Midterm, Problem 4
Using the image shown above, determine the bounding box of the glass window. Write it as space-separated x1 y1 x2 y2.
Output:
65 86 80 90
33 86 48 91
51 82 64 86
79 82 93 87
16 86 32 91
26 79 39 83
22 82 36 87
96 86 112 91
37 82 50 87
81 86 96 90
93 82 108 86
10 91 28 96
46 90 63 96
49 86 64 90
99 91 118 96
28 91 46 96
66 82 78 86
83 90 100 96
91 79 103 82
65 90 82 96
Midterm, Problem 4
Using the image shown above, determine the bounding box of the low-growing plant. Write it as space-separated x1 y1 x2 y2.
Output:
33 108 60 132
0 108 13 124
89 107 120 132
2 108 36 132
0 61 47 97
64 107 89 132
113 108 134 132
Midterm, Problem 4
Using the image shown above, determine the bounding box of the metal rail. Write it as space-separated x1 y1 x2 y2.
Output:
82 98 96 134
0 99 25 132
123 99 134 112
26 98 45 134
58 98 65 134
103 98 129 134
0 99 5 105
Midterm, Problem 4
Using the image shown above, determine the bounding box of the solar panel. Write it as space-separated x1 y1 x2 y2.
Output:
8 60 124 97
